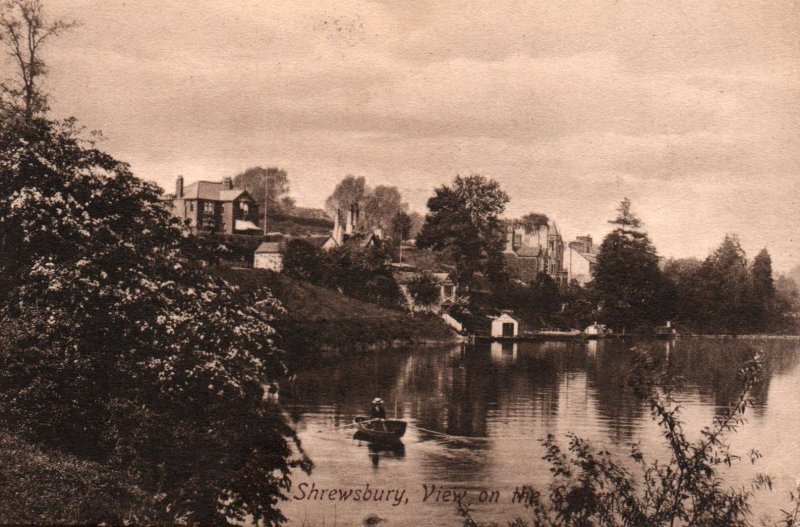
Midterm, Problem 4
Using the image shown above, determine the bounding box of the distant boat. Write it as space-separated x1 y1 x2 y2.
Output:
353 417 407 442
584 323 610 339
654 323 678 339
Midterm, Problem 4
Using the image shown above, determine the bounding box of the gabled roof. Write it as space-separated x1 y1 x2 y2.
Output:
181 181 254 202
255 242 282 254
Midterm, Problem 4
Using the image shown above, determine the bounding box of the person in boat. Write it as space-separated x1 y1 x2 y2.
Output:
370 397 387 430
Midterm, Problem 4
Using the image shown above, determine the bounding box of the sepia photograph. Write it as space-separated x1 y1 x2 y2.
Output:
0 0 799 525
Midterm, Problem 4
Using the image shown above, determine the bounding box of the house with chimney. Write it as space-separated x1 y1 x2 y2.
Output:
503 221 568 285
327 203 381 250
567 235 598 286
169 176 260 234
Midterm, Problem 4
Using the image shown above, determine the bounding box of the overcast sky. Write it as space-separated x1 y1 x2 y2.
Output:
13 0 799 270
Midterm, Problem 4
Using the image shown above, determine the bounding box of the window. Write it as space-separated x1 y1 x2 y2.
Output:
204 201 214 213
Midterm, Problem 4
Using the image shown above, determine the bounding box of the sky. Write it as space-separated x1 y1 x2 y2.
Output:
8 0 799 271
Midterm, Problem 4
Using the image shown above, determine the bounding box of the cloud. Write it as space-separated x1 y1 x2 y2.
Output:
23 0 800 271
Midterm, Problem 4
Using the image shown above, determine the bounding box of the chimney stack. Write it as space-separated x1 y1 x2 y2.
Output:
222 177 233 190
345 205 354 236
176 175 184 198
333 209 343 244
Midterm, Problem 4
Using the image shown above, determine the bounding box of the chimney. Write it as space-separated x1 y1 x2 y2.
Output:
345 205 354 236
333 209 343 244
176 175 184 198
222 177 233 190
504 225 514 253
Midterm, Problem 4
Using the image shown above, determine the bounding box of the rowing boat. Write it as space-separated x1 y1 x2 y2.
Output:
353 416 407 441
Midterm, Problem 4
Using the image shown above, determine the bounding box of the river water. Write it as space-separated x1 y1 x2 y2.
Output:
279 337 800 526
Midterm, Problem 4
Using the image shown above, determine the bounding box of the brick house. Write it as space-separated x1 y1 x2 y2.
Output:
169 176 260 234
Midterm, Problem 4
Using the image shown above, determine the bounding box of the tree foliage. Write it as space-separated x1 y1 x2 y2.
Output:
592 199 674 330
233 166 295 214
0 0 76 117
417 174 509 285
0 3 309 519
0 112 311 525
325 175 408 234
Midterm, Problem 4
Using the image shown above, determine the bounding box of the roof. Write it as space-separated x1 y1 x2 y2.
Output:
255 242 282 254
180 181 254 202
431 272 454 284
577 252 598 265
304 235 334 249
494 312 519 322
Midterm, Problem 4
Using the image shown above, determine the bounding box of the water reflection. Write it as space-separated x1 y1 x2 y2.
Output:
281 338 800 527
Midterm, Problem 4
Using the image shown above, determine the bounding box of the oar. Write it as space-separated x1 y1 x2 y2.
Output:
316 418 379 434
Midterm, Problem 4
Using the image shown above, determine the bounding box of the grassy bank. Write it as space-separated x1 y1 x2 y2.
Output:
0 431 152 525
216 268 459 363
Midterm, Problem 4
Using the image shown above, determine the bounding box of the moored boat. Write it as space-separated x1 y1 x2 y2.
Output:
584 323 610 339
353 416 407 441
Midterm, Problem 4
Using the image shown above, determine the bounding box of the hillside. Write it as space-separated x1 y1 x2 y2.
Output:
215 269 458 363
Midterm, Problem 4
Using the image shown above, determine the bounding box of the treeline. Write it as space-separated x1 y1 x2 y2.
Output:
281 239 402 309
664 236 793 333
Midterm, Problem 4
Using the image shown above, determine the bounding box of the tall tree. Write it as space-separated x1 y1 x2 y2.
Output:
696 234 752 332
0 0 75 118
362 184 406 232
750 248 775 326
232 166 295 215
593 198 673 330
417 174 509 285
324 174 366 218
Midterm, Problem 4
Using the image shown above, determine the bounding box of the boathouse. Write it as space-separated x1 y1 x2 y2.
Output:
491 312 519 338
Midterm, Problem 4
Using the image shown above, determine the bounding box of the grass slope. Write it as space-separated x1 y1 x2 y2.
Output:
216 268 458 362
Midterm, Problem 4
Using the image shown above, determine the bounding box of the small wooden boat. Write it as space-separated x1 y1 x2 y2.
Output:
353 417 407 441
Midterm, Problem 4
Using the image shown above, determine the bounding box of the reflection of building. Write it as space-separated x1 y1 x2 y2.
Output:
503 222 567 285
568 235 599 286
169 176 260 234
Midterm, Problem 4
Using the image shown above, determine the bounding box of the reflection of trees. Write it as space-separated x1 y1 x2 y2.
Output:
662 338 799 418
584 340 647 443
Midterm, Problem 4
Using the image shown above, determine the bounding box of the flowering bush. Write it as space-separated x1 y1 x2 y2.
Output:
0 112 309 525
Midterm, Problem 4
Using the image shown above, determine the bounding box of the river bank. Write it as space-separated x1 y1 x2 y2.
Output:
215 268 460 363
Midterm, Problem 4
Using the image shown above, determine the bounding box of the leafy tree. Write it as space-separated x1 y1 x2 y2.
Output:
0 0 76 118
323 243 400 308
406 272 441 310
0 3 308 523
390 210 412 244
325 176 407 235
750 248 775 325
324 174 366 217
519 212 549 231
233 166 295 215
775 275 799 315
593 198 674 331
281 238 326 283
362 184 407 233
695 234 753 333
417 174 509 286
408 211 425 239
